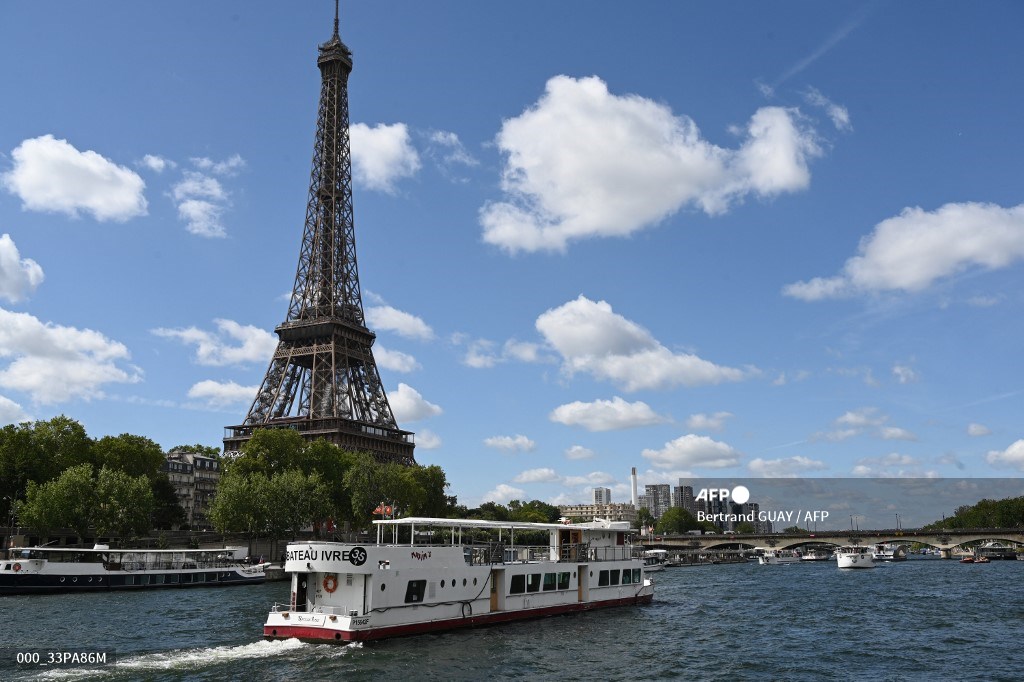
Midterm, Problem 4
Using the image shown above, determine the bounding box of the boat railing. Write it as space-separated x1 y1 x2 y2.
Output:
463 542 635 565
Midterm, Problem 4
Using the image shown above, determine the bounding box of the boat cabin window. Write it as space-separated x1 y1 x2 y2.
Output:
598 570 609 587
542 573 557 591
632 568 641 583
557 572 570 590
526 574 541 593
609 570 620 586
404 580 427 603
509 575 526 594
622 570 633 585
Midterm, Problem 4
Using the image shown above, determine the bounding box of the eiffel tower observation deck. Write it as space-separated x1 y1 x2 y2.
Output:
224 4 415 466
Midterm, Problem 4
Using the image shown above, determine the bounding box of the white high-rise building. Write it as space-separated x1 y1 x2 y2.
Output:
593 487 612 504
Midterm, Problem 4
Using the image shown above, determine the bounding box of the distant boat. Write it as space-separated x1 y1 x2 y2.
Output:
1 544 266 595
836 546 875 569
642 549 668 572
801 549 833 562
759 549 802 565
959 556 975 564
974 542 1016 560
973 555 991 564
872 543 908 562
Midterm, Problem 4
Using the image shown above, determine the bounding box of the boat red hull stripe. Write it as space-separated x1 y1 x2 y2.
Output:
264 594 654 642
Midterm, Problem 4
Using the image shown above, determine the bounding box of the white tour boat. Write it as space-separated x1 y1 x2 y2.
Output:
836 545 875 569
642 548 668 572
801 548 833 562
758 549 802 565
872 543 908 562
0 544 266 594
264 516 654 642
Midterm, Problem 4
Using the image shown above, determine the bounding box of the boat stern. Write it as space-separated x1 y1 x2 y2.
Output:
264 608 371 643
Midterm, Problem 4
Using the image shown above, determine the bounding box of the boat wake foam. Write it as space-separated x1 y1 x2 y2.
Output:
35 638 359 680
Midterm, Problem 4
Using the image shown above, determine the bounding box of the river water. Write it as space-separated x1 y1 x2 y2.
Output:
3 556 1022 681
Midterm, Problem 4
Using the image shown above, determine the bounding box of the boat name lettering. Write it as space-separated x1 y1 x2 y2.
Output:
411 551 432 561
286 548 368 563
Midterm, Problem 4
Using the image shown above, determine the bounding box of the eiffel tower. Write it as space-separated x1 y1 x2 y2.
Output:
224 3 415 466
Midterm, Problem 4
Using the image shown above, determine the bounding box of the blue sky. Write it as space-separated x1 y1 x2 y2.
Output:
1 2 1023 508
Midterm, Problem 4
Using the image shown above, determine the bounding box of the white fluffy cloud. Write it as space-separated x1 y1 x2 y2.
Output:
784 202 1024 300
563 471 616 486
986 440 1024 470
415 429 442 450
350 122 421 193
967 423 991 437
0 307 140 403
748 455 827 477
816 407 915 442
483 483 525 504
481 75 821 253
565 445 595 460
365 305 433 340
0 234 44 303
187 379 256 408
513 467 561 484
169 156 244 238
2 135 147 221
389 383 442 423
536 295 750 391
549 396 668 431
0 394 29 423
152 319 277 366
374 346 420 373
484 434 536 453
642 434 741 470
685 411 734 432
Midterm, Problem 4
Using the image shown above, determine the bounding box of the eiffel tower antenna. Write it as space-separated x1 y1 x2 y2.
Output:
225 3 415 465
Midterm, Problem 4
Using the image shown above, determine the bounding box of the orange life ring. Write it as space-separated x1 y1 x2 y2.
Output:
12 563 21 572
322 573 338 593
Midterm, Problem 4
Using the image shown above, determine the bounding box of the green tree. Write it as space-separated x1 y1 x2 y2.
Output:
229 428 306 477
265 469 332 539
169 444 221 458
32 416 94 475
636 506 654 531
93 434 165 479
17 464 97 541
150 473 186 529
94 467 154 538
345 454 420 527
407 465 450 518
655 507 701 535
209 472 268 538
302 439 358 527
1 417 93 526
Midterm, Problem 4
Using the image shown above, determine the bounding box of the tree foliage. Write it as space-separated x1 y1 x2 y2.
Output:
211 437 453 537
924 496 1024 530
655 507 702 535
93 434 166 479
16 464 154 541
94 467 154 538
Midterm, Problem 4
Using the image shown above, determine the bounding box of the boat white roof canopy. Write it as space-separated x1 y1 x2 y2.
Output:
372 516 632 532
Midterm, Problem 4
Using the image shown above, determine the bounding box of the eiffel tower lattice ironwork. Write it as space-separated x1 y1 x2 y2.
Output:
224 5 415 466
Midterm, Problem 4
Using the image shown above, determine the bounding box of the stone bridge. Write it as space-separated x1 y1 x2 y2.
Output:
645 528 1024 559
